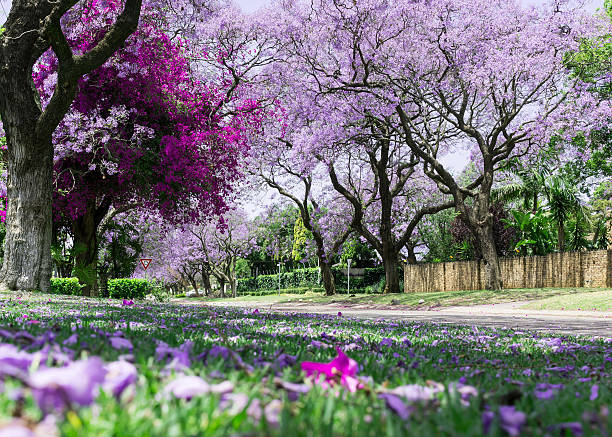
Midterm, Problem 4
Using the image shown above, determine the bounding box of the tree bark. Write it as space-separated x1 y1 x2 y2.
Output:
231 258 237 298
219 278 226 298
406 245 417 264
459 194 503 291
0 131 53 291
72 200 99 296
382 248 401 294
319 260 336 296
557 220 565 252
201 262 212 296
475 224 503 290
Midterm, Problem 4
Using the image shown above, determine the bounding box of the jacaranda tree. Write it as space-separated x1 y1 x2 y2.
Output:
32 1 261 294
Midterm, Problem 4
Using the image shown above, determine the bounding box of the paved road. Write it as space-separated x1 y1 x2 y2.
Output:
202 300 612 337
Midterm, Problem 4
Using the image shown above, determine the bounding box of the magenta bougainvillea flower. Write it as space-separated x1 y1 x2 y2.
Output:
301 348 361 392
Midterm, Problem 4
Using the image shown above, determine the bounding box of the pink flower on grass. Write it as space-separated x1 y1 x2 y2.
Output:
300 348 361 392
122 299 134 306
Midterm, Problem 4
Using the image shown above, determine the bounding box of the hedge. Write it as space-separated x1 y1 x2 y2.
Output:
107 278 150 300
50 278 84 296
237 266 391 293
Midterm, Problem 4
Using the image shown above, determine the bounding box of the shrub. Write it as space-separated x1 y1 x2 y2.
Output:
237 267 387 293
146 280 170 302
50 278 83 296
107 278 150 300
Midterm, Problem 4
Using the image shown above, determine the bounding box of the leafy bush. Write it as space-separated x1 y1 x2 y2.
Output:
107 279 150 300
50 278 84 296
146 280 170 302
237 267 387 293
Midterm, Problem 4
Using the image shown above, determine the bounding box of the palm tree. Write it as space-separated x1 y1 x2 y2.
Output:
542 175 587 251
492 168 545 212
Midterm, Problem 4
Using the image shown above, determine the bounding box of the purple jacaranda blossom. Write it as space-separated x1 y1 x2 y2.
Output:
379 393 414 420
110 337 133 351
206 345 230 361
387 383 444 402
308 340 329 349
0 343 36 375
62 334 78 346
253 309 259 314
0 421 35 437
102 360 138 398
499 406 526 436
199 346 253 372
534 388 555 400
277 379 310 401
590 384 599 401
550 422 583 436
38 344 73 366
379 338 393 347
273 353 297 371
221 393 250 415
155 340 193 368
337 312 342 317
163 375 234 399
122 299 134 306
263 399 282 427
244 398 283 427
482 411 495 434
301 348 361 392
30 357 107 412
449 382 478 405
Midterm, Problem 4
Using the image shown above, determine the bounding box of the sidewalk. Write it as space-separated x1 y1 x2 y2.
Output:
203 299 612 337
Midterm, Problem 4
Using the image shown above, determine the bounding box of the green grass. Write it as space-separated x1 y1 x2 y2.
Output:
182 287 611 309
521 290 612 311
0 290 610 436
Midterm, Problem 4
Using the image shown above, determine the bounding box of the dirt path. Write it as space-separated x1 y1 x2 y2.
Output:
188 299 612 337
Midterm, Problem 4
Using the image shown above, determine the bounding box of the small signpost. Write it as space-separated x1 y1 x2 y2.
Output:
277 262 282 295
140 259 152 270
140 258 152 283
347 258 352 295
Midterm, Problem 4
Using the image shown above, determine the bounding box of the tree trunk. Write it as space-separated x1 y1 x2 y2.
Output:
382 250 401 293
72 199 99 296
231 258 237 298
476 224 503 290
99 270 109 297
201 262 212 296
557 220 565 252
406 245 417 264
0 131 53 291
319 260 336 296
188 274 199 297
219 278 226 298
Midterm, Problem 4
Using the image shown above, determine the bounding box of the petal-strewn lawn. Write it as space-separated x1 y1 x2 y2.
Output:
184 287 612 310
0 291 610 436
521 290 612 312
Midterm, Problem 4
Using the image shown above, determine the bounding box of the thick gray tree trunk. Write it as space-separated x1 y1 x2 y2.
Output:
382 247 400 294
458 194 503 291
0 130 54 291
319 260 336 296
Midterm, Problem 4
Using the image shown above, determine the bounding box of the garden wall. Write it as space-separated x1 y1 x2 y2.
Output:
404 250 612 292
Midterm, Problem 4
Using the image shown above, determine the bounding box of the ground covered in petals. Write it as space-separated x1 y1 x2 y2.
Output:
0 292 610 436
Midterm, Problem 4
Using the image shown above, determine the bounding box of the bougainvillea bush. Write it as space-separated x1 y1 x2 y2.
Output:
0 292 609 436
